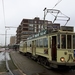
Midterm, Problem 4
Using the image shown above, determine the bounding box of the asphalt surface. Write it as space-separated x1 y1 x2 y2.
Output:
9 50 75 75
0 70 23 75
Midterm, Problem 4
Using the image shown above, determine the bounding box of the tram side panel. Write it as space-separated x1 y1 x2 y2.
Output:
27 47 32 53
57 50 74 62
32 41 36 56
36 47 49 58
26 41 33 56
23 42 27 54
34 37 50 60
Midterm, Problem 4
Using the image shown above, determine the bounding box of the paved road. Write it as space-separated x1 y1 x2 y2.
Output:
10 51 75 75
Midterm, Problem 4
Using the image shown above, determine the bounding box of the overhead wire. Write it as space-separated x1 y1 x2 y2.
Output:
2 0 6 26
52 0 62 9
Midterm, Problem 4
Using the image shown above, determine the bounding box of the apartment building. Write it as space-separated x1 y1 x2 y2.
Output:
16 17 60 44
10 36 16 45
16 25 21 44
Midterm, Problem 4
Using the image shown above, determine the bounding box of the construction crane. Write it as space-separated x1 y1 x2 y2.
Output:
0 34 15 35
5 26 17 28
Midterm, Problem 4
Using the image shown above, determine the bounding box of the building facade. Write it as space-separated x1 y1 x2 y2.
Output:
16 25 21 44
16 17 60 44
10 36 16 45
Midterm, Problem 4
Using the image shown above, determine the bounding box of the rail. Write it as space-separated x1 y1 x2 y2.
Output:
5 51 15 75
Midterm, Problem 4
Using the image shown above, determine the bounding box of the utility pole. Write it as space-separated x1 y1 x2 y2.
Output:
43 7 47 30
5 26 17 46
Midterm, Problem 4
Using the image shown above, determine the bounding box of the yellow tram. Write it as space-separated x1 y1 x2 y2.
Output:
19 26 75 69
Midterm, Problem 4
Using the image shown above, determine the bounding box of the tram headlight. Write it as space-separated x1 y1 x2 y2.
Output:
60 57 65 62
73 58 75 62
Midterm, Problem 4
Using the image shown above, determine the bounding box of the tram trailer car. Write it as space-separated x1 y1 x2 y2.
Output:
19 26 75 69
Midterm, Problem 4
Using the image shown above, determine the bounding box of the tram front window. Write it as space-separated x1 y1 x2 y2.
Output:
58 35 60 48
73 35 75 49
67 35 71 49
61 35 66 49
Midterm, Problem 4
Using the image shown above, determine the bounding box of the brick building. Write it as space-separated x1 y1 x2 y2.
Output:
16 17 60 44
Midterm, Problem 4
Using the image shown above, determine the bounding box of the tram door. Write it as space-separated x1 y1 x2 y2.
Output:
51 36 57 61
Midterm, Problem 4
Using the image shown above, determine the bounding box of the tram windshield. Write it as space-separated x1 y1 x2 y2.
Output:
61 35 66 49
58 34 75 49
73 35 75 49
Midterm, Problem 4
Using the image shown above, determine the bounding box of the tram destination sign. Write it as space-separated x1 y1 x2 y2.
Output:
60 26 74 32
27 30 48 40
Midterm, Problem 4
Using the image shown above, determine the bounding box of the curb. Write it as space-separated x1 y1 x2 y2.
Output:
9 51 26 75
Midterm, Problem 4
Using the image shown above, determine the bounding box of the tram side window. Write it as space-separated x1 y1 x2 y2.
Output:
73 35 75 49
36 40 38 47
36 40 39 47
43 38 48 47
38 40 40 47
20 44 23 48
61 35 66 49
67 35 71 49
27 42 29 47
23 43 25 47
39 39 43 47
25 43 27 47
27 41 31 47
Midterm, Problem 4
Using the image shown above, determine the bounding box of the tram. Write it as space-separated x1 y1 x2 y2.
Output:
19 26 75 69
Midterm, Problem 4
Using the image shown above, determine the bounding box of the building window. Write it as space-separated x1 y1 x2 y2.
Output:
35 29 37 32
45 25 47 29
29 20 33 24
35 25 37 28
35 21 37 23
45 21 47 24
28 27 33 31
29 24 33 27
38 30 40 32
38 21 40 24
41 25 43 28
39 25 40 28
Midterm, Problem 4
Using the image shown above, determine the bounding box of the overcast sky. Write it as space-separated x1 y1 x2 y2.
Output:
0 0 75 46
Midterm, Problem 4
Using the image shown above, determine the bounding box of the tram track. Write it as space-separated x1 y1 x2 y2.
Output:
5 51 15 75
